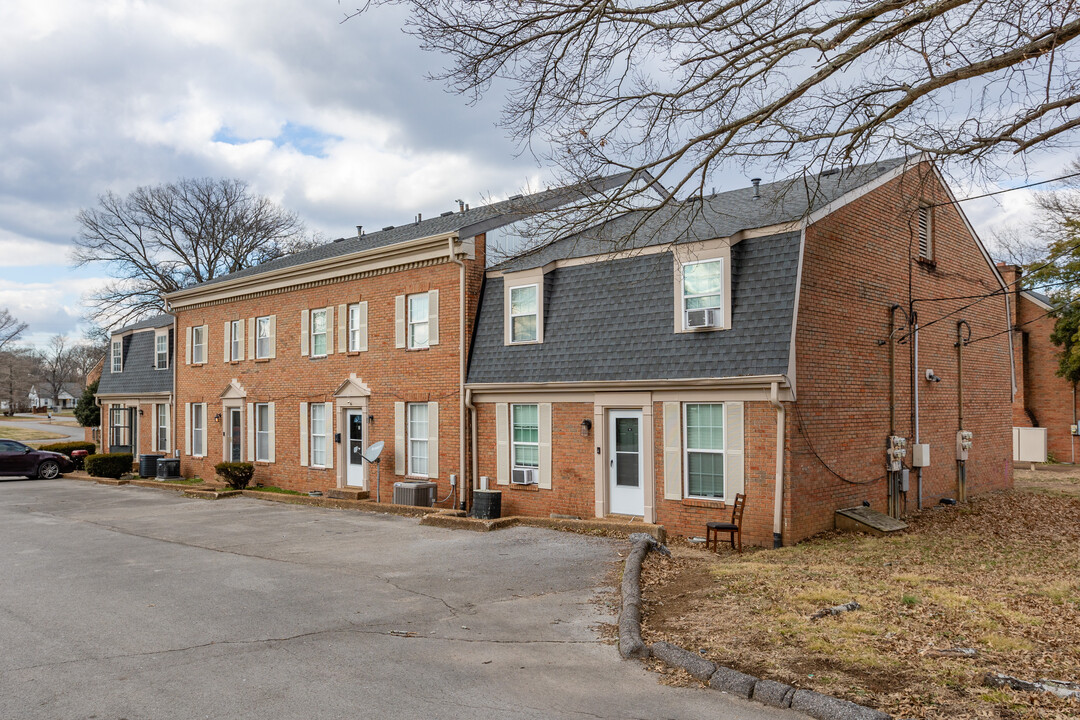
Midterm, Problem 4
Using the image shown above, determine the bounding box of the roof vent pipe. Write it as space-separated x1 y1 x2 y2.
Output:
356 225 363 237
751 178 761 199
456 199 465 212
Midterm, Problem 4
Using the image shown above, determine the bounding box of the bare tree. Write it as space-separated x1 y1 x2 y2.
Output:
351 0 1080 220
0 308 27 353
989 225 1046 267
73 177 320 327
36 335 78 408
0 348 35 415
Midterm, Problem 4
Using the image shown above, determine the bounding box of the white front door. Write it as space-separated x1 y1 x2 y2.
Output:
609 409 645 516
345 409 365 487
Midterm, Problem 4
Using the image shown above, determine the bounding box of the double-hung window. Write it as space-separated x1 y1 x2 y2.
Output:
682 259 724 329
109 407 129 448
230 320 241 361
511 404 539 469
156 404 168 451
310 403 327 466
256 316 271 359
255 403 270 462
348 304 363 352
310 309 328 357
407 294 429 349
155 334 168 369
192 404 206 456
407 403 429 476
111 340 122 373
192 326 206 364
684 403 724 499
509 285 538 343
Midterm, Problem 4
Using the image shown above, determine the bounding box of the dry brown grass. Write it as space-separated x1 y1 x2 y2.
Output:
0 424 66 442
640 487 1080 719
1014 468 1080 499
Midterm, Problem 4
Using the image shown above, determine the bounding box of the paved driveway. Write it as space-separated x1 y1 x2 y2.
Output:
0 479 806 720
3 414 87 444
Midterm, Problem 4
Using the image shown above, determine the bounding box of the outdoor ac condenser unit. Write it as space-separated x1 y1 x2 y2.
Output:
511 468 538 485
685 308 717 329
392 481 437 506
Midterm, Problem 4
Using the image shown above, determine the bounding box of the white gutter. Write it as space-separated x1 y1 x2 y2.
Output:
768 380 786 547
449 237 467 510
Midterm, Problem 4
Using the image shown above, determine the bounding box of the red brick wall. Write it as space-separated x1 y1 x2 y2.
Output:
101 401 165 460
173 250 483 505
787 163 1014 542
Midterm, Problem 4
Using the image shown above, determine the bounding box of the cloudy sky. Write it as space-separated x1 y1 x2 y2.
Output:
0 1 1072 347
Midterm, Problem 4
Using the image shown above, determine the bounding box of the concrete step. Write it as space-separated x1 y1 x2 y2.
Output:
835 506 908 536
326 488 370 500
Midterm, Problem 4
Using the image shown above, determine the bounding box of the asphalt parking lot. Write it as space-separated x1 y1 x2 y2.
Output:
0 479 805 719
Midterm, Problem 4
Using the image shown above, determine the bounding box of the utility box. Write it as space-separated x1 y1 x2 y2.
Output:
1013 427 1047 463
911 443 930 468
886 435 907 471
392 481 437 507
956 430 973 461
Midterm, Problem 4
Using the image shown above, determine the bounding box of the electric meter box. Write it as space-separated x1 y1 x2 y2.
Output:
911 443 930 468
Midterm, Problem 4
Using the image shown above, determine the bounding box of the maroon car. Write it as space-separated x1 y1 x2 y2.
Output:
0 439 75 479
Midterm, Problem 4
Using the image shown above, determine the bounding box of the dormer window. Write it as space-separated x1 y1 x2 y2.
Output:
155 333 168 369
682 258 724 330
111 340 123 373
509 284 538 343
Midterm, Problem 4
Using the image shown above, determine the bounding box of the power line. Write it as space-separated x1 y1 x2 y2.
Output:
965 297 1079 347
930 169 1080 208
792 402 886 486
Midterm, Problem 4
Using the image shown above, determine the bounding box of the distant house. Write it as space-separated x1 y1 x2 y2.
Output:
28 383 82 410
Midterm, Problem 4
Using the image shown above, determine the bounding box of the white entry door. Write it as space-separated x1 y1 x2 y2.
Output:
609 409 645 516
345 409 365 487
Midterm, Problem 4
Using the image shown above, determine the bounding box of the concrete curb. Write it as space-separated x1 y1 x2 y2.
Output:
621 539 892 720
420 513 666 541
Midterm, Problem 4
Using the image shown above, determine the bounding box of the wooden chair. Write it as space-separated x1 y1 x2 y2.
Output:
706 493 745 553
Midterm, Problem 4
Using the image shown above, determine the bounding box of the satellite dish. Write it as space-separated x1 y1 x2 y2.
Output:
362 441 385 464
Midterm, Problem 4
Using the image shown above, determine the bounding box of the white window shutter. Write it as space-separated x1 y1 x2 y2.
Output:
394 401 406 475
325 306 335 355
357 301 368 352
538 403 552 489
427 401 439 478
324 401 335 469
268 315 277 358
428 289 439 345
247 404 255 462
185 327 192 365
184 403 192 455
300 311 309 356
663 402 683 500
394 296 406 348
299 402 309 467
237 318 245 361
223 322 230 362
724 402 744 500
248 318 256 359
337 304 347 353
267 402 276 462
495 403 509 485
199 404 207 455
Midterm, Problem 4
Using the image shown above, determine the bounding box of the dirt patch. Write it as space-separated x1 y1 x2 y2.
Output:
639 490 1080 719
1014 469 1080 498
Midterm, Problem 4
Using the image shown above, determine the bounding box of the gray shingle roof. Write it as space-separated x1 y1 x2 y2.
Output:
114 314 174 334
189 171 643 290
495 157 908 272
97 328 174 396
466 231 801 384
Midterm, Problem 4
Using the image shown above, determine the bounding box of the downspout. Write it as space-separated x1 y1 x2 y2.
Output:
465 387 478 503
769 381 785 549
913 321 922 509
449 237 467 510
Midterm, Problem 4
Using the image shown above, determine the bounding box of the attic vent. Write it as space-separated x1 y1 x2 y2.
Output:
509 194 523 200
333 237 346 243
382 225 395 231
820 168 841 177
917 205 932 260
440 211 453 217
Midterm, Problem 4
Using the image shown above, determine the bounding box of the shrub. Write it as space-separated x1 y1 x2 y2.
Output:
215 461 255 489
74 379 100 428
85 453 134 479
38 441 96 456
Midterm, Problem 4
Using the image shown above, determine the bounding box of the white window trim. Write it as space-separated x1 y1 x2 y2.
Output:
255 316 272 359
407 402 429 477
230 320 241 361
255 403 271 462
348 303 362 352
501 268 545 345
155 333 169 370
672 241 732 333
111 340 123 373
310 403 327 467
192 403 207 457
192 326 207 364
407 294 430 350
310 309 328 357
681 258 724 330
508 284 540 344
682 402 725 501
511 403 539 469
155 403 168 452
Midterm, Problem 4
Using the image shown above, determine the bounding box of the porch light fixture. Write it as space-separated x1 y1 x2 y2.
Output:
580 418 592 437
138 409 144 416
214 413 222 422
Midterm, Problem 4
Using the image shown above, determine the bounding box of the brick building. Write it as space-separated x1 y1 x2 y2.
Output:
96 314 175 456
465 158 1014 546
998 264 1078 463
161 176 642 504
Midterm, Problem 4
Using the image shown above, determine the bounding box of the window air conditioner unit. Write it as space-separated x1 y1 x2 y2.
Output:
511 468 538 485
685 308 717 329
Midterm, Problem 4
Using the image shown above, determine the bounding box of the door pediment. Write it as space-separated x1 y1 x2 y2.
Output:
334 373 372 398
220 379 247 399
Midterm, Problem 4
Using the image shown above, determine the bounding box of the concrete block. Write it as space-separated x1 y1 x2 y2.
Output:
752 678 795 708
649 641 717 682
708 666 757 698
791 689 892 720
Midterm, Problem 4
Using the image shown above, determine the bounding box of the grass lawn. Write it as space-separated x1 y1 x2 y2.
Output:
640 484 1080 719
0 424 66 442
249 484 304 496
